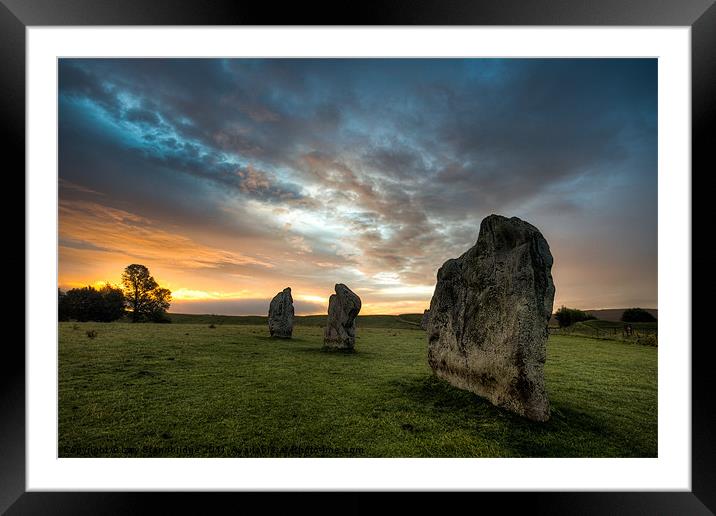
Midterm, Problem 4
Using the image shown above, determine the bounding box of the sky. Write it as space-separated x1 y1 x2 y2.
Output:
58 58 657 316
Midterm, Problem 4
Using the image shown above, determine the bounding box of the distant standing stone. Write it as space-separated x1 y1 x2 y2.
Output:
323 284 362 350
427 214 555 422
420 309 431 330
268 287 294 338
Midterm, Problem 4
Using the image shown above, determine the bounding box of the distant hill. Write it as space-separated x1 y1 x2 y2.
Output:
170 309 656 328
548 308 657 325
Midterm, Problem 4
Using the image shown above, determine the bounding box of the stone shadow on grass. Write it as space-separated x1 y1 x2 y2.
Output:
252 336 311 344
391 375 631 457
253 335 376 357
290 346 379 358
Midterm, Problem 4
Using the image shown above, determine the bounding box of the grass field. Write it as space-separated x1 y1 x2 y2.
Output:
58 319 657 457
550 319 658 345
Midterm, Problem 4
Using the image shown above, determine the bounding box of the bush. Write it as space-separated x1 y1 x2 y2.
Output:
59 284 126 322
636 333 658 347
554 306 596 328
621 308 657 323
152 313 172 323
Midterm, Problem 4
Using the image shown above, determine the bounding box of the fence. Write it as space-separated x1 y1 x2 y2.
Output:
549 323 657 346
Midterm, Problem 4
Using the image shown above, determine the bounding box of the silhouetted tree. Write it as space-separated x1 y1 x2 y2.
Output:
58 289 70 321
554 306 596 328
621 308 656 323
58 284 125 322
97 284 127 321
121 264 172 322
146 287 172 323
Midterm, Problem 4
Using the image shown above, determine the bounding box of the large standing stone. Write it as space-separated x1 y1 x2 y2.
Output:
420 309 431 330
323 284 361 350
268 287 294 338
427 214 555 421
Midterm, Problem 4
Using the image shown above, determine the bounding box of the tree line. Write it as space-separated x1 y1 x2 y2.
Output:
59 264 171 323
554 305 657 327
553 306 596 328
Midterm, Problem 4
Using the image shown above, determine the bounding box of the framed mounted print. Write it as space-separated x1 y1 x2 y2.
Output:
6 0 712 513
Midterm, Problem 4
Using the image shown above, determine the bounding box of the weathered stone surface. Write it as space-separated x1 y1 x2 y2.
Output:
268 287 294 338
426 214 555 421
420 309 431 330
323 284 362 350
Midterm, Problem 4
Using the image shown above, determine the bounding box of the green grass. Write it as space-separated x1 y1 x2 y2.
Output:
58 321 657 458
579 319 657 332
550 319 658 344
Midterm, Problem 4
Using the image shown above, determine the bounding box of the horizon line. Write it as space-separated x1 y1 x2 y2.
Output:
168 307 659 318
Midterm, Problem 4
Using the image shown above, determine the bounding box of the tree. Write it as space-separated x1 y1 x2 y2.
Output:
97 284 127 321
121 264 172 322
58 284 125 322
61 287 99 321
621 308 656 323
58 289 70 321
146 287 172 323
554 306 596 328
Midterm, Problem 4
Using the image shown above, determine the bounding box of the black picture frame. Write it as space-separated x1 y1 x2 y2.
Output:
5 1 711 513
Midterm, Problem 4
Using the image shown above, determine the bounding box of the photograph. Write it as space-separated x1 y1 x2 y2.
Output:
6 1 708 508
57 57 658 458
